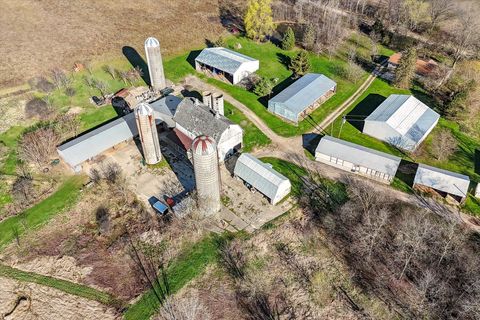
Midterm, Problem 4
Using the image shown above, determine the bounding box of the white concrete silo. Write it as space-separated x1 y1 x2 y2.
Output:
144 37 166 91
202 91 213 108
192 135 221 215
212 92 224 116
135 103 162 164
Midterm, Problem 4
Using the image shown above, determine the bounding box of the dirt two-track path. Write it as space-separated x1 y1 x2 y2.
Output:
184 73 480 233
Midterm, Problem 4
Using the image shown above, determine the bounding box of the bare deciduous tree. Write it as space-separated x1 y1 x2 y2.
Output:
102 65 117 79
18 127 60 167
428 0 455 30
430 128 457 161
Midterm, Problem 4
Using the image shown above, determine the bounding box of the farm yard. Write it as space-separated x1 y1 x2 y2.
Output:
1 0 480 318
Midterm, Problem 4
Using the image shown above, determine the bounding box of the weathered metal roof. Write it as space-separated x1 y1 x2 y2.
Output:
195 47 258 74
234 153 291 201
173 97 234 142
150 95 182 118
414 164 470 198
269 73 336 116
365 95 440 145
315 136 401 176
57 113 138 168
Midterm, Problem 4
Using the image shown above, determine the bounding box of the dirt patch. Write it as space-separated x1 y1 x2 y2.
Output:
0 276 117 320
0 0 226 87
10 256 92 284
67 106 84 115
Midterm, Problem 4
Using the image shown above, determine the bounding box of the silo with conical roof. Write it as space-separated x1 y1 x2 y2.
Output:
135 103 162 164
192 135 221 215
144 37 166 91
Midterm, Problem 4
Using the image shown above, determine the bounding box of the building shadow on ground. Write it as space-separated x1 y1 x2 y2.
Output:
187 50 202 69
181 88 202 101
346 93 386 132
122 46 150 85
302 133 324 157
395 159 418 187
257 75 296 107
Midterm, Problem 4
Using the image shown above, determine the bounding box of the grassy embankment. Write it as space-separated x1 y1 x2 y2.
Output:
124 234 224 320
0 175 85 249
0 264 118 306
0 126 24 210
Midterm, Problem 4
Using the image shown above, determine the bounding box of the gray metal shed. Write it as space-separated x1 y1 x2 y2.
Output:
315 135 401 183
268 73 337 123
413 164 470 202
234 153 291 204
363 95 440 151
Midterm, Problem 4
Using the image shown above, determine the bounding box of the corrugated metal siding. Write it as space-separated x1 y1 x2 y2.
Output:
57 113 138 168
414 164 470 198
315 136 401 176
234 153 291 201
268 73 336 120
195 47 258 75
364 95 439 150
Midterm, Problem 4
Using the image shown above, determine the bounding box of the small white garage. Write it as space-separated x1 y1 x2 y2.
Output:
195 47 259 84
234 153 291 205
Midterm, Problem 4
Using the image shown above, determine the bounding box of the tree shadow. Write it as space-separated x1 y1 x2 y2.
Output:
346 94 386 132
205 39 216 48
122 46 150 85
187 50 202 69
276 53 291 69
256 75 296 107
475 150 480 175
395 159 418 187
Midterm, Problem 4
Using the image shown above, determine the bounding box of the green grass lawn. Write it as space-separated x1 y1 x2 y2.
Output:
0 264 118 306
0 126 25 210
124 234 223 320
192 36 373 137
0 175 85 249
224 101 271 152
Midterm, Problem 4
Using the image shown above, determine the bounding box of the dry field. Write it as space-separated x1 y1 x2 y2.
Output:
0 276 116 320
0 0 225 87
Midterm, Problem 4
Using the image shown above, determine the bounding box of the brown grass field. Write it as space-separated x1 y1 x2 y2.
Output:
0 0 226 87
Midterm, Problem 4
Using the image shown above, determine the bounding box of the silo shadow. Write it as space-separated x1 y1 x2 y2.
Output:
122 46 150 85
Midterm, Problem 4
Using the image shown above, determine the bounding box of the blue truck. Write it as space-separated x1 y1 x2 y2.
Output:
149 197 169 215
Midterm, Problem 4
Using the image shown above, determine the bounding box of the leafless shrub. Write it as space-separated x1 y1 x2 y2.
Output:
50 68 71 89
18 127 60 167
430 128 457 161
95 206 110 234
53 113 80 140
217 239 246 280
102 65 117 79
64 86 76 97
99 162 122 184
156 292 211 320
11 175 34 208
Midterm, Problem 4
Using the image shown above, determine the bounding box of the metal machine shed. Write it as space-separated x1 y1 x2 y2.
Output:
363 95 440 151
57 96 181 171
195 47 259 84
57 113 138 171
315 135 401 183
268 73 336 123
234 153 291 205
413 164 470 202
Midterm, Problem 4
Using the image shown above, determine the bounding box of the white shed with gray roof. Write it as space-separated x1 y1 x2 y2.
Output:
363 95 439 151
315 136 401 183
413 164 470 202
195 47 259 84
268 73 336 123
234 153 291 205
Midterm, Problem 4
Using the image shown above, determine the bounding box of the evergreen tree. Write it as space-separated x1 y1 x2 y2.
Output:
253 77 274 97
281 27 295 50
289 50 310 78
393 47 417 89
244 0 274 42
302 24 315 50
